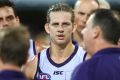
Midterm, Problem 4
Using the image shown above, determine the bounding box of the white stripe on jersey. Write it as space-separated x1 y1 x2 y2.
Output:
28 39 36 60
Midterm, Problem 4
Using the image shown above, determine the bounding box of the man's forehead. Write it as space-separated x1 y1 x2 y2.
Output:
82 1 98 8
75 1 98 16
0 6 15 17
49 11 72 22
75 0 99 10
50 11 71 18
0 6 14 12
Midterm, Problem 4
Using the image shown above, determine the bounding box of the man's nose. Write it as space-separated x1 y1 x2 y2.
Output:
58 25 64 33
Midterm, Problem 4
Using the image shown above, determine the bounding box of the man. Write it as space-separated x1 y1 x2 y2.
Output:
0 0 19 28
0 0 20 68
24 3 85 80
0 0 36 60
74 0 99 47
74 0 99 60
74 0 110 60
71 9 120 80
0 26 30 80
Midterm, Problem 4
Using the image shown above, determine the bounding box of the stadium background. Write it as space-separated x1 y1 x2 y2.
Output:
10 0 120 39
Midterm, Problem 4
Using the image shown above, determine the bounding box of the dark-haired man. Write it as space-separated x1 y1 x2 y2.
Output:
0 26 29 80
72 9 120 80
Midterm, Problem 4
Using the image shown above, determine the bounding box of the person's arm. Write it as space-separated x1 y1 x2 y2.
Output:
22 55 38 79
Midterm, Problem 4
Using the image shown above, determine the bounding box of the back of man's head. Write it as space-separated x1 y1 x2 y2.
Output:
0 26 30 67
98 0 110 9
92 9 120 44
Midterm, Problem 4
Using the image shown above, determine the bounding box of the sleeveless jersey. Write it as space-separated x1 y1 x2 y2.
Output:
34 45 85 80
28 39 36 59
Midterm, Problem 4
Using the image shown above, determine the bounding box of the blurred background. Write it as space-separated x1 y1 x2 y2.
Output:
10 0 120 39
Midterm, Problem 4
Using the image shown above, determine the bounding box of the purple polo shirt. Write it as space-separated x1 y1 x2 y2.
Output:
71 48 120 80
0 70 27 80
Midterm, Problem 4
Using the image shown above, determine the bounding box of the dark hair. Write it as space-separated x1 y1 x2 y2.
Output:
47 3 74 23
0 26 30 67
0 0 17 16
92 9 120 44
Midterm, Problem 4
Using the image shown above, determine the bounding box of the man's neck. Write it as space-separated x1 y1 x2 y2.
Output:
0 63 21 71
73 31 83 46
93 40 118 55
50 42 75 64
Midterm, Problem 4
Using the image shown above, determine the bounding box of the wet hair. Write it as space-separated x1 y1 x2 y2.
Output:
47 3 74 23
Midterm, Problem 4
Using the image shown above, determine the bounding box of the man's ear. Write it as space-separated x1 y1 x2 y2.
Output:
44 23 50 34
16 16 20 23
92 26 101 39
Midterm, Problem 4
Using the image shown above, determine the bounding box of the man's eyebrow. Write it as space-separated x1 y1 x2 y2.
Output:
6 15 14 19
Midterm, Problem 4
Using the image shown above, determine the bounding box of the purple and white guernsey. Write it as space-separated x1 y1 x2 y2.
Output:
28 39 36 59
34 45 85 80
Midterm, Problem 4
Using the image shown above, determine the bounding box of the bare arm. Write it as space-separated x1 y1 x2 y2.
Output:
22 55 38 79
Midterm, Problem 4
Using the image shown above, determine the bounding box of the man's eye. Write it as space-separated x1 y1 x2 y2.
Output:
51 23 59 27
0 18 3 22
78 12 85 15
62 23 70 27
6 16 15 21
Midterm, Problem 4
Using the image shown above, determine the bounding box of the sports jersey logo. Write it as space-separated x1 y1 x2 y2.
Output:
53 71 63 75
38 73 51 80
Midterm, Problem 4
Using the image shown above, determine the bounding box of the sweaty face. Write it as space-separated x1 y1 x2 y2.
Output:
46 11 74 45
74 0 98 33
0 6 19 29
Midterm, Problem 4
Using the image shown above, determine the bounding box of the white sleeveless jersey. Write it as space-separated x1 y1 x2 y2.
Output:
28 39 36 59
34 45 85 80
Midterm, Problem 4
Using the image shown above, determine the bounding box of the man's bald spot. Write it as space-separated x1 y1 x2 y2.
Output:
74 0 99 9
